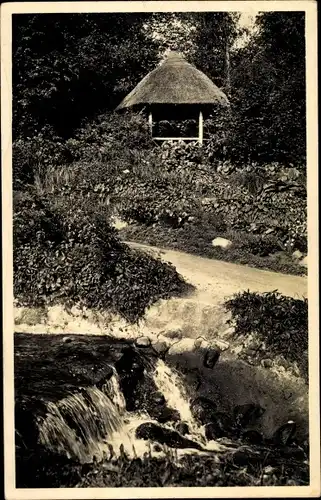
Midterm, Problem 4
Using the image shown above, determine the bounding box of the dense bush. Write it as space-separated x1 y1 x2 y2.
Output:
13 190 193 321
225 291 308 379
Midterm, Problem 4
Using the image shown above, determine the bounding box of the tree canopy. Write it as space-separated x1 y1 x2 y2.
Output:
12 11 306 164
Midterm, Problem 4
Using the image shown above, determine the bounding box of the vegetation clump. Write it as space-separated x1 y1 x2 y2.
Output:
13 189 193 322
225 291 308 380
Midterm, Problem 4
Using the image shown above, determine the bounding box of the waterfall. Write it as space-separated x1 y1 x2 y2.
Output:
38 360 222 464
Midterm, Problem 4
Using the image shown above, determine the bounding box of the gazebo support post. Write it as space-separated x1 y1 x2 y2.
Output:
148 111 153 137
198 110 203 145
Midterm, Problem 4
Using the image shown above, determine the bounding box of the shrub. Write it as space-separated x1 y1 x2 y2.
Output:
13 189 193 322
13 127 71 189
225 291 308 379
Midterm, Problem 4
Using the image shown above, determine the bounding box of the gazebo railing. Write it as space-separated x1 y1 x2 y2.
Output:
149 110 205 145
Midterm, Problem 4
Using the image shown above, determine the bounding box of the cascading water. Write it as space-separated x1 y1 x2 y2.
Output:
38 360 223 464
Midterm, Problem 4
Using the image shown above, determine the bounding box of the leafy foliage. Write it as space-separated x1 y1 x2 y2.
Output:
13 189 193 322
17 439 309 488
229 12 306 165
225 291 308 379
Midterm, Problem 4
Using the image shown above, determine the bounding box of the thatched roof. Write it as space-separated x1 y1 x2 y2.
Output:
116 51 229 110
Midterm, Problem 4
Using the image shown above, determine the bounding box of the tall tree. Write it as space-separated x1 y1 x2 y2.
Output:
230 12 306 164
12 13 159 139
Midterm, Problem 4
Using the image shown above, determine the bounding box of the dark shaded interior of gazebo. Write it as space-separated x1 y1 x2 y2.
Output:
138 104 220 142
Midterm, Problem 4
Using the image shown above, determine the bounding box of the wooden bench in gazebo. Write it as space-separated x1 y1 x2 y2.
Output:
116 51 229 145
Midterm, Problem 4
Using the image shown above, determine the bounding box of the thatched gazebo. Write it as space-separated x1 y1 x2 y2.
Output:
116 51 229 144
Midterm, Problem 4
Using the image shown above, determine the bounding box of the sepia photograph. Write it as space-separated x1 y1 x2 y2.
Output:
1 1 319 497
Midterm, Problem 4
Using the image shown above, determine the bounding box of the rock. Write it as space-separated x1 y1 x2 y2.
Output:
265 228 274 235
212 237 232 249
292 249 303 260
299 256 308 268
164 329 183 340
271 421 296 446
261 358 273 368
204 421 225 440
190 397 217 425
263 465 275 475
228 448 261 466
156 407 180 424
150 391 166 406
135 422 203 450
233 403 266 429
62 336 72 344
204 412 235 440
214 339 230 351
152 341 169 358
175 422 189 436
167 338 196 356
135 336 151 348
203 348 221 369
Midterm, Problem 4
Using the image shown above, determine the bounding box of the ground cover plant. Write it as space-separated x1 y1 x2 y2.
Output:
17 442 309 488
13 189 193 322
225 291 308 381
20 112 307 277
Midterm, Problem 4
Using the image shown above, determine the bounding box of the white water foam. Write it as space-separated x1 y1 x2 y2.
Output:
38 360 225 464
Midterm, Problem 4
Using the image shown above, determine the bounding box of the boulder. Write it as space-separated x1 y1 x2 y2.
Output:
271 420 296 446
299 256 308 268
292 249 304 260
261 358 273 368
175 422 189 436
152 341 169 358
135 336 151 348
233 403 266 429
212 237 232 249
203 348 221 369
204 412 235 440
190 396 217 425
135 422 203 450
150 391 166 406
156 407 180 424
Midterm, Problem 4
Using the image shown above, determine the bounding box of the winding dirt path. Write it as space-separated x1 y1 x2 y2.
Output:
126 241 308 301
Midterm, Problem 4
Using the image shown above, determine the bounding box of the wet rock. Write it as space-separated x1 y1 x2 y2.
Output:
233 403 266 429
190 397 217 425
241 429 264 445
115 346 147 411
135 336 151 348
204 412 235 440
271 420 297 447
135 422 203 450
150 391 166 406
203 348 221 369
156 407 180 424
175 422 189 436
